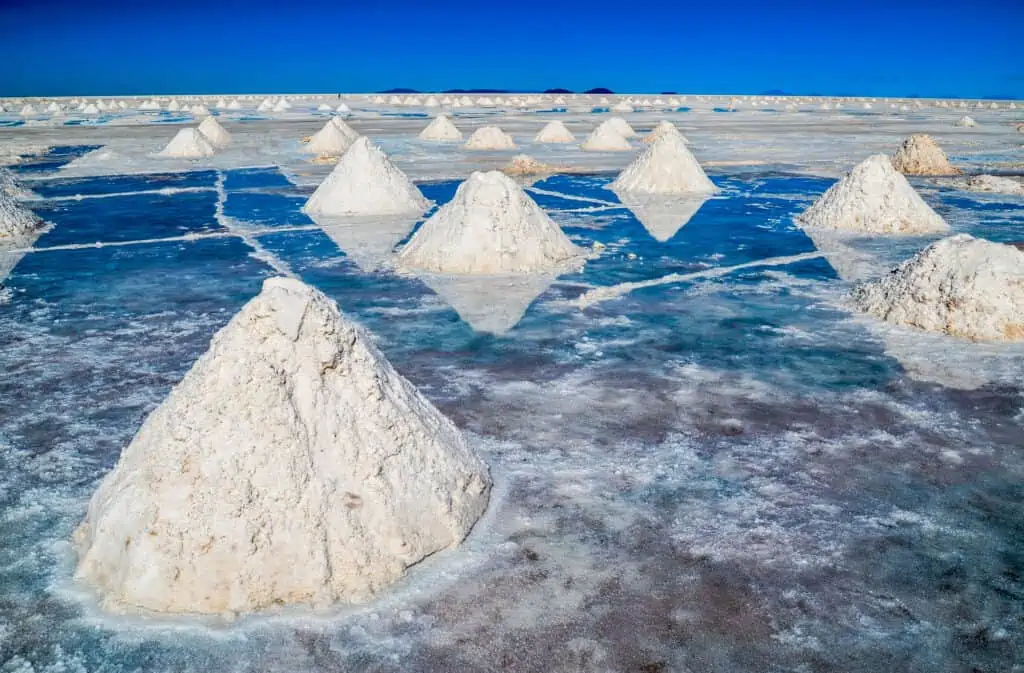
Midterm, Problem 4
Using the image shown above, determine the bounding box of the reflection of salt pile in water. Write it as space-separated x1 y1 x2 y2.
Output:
417 272 559 335
309 212 418 272
197 116 231 148
890 134 959 176
418 114 463 141
956 174 1024 195
534 120 575 143
852 234 1024 342
158 127 216 158
580 120 633 151
303 137 430 216
74 277 491 614
610 127 717 194
304 117 359 157
464 126 516 150
954 115 977 127
642 120 687 144
615 192 711 242
796 155 948 233
398 170 582 274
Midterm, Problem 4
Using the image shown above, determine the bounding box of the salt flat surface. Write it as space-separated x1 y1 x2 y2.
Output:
1 95 1022 673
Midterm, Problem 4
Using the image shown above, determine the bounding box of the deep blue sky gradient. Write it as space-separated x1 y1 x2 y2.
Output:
1 0 1021 98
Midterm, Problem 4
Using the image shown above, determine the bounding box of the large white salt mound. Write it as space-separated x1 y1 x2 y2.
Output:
0 190 43 240
397 170 582 274
197 116 231 149
954 115 977 127
158 128 216 158
606 117 637 138
957 174 1024 195
303 137 430 216
890 134 959 176
610 129 717 195
795 155 948 234
305 118 358 157
852 234 1024 342
418 115 463 141
74 277 491 614
534 120 575 143
580 120 633 151
464 126 516 150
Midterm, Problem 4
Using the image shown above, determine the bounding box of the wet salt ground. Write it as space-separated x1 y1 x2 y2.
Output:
0 158 1022 673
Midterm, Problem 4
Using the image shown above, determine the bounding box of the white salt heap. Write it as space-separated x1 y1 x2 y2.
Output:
852 234 1024 342
305 118 359 157
418 115 463 141
957 174 1024 195
398 170 583 274
303 137 430 216
0 189 43 240
74 277 491 614
643 120 687 145
580 120 633 151
158 128 216 158
197 116 231 149
796 155 948 234
533 120 575 143
890 134 959 176
611 128 717 195
464 126 516 150
954 115 977 127
606 117 637 138
501 154 559 177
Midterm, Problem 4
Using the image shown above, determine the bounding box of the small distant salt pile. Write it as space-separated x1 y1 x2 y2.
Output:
215 98 227 109
1 188 43 240
19 104 37 117
642 120 687 145
139 99 161 111
336 102 351 114
257 98 274 112
191 104 211 116
273 99 292 112
580 120 633 151
74 277 490 614
611 101 633 113
610 128 716 195
305 118 359 157
303 137 429 216
81 103 100 115
418 114 463 141
534 120 575 143
315 103 331 112
158 127 216 158
398 170 582 274
197 116 231 149
852 235 1024 341
957 175 1024 195
167 100 181 112
463 126 516 150
227 99 242 110
890 134 960 176
796 155 948 234
954 115 977 127
501 154 559 177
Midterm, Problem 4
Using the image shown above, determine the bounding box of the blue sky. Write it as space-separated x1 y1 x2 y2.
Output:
0 0 1021 98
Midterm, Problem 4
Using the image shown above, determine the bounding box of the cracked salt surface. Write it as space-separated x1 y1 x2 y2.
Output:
1 107 1023 672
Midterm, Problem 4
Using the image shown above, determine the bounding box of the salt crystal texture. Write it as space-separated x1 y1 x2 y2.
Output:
303 137 430 216
418 115 463 142
0 167 35 200
580 120 633 151
0 189 42 240
954 115 977 127
197 116 231 149
305 118 359 157
796 155 948 234
534 120 575 143
158 128 216 158
643 120 687 145
852 234 1024 342
606 117 637 138
398 170 583 274
610 128 717 195
890 134 959 176
956 175 1024 195
73 277 490 614
464 126 516 150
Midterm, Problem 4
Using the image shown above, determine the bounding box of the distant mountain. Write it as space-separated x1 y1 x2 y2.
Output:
660 91 679 95
544 88 573 94
760 89 788 96
585 87 614 95
379 88 420 94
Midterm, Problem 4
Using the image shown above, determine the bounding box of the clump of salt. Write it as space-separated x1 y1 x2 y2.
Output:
0 189 42 240
464 126 516 150
580 120 633 151
305 118 359 157
954 115 977 127
418 115 463 142
534 120 575 143
197 116 231 149
890 134 959 176
956 174 1024 195
610 128 716 195
158 128 216 158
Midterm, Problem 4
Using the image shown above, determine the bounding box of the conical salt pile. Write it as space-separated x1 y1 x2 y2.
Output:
397 170 582 274
167 100 181 112
954 115 976 127
611 129 716 195
418 114 463 141
643 120 687 145
305 118 359 157
534 120 575 143
606 117 637 138
73 277 491 614
273 98 292 112
197 116 231 149
158 128 216 158
303 137 430 216
795 155 948 234
1 189 43 240
852 234 1024 342
191 104 211 116
580 120 633 151
19 104 37 117
336 102 351 114
317 103 333 112
257 98 274 112
227 99 242 110
81 104 100 115
464 126 516 150
890 134 959 176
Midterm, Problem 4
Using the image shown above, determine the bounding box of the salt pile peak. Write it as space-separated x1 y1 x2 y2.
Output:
890 134 959 176
419 114 463 141
158 127 216 158
303 136 430 216
580 120 633 151
611 127 717 195
305 118 359 157
534 120 576 143
464 126 517 150
197 116 231 149
74 277 491 614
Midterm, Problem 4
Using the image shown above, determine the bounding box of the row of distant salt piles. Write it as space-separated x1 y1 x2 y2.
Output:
416 115 649 152
795 133 1024 342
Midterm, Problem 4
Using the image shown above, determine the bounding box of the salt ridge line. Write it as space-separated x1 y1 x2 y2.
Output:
26 186 217 202
525 186 620 207
576 251 827 308
212 171 294 277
